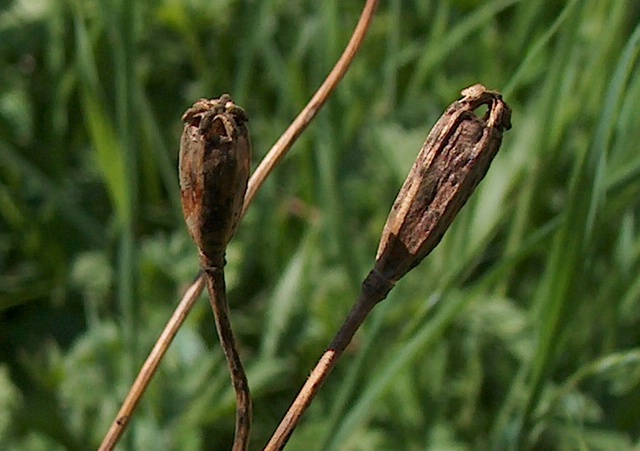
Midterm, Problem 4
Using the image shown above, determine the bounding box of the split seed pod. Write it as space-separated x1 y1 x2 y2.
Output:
374 84 512 285
179 94 251 268
257 86 512 450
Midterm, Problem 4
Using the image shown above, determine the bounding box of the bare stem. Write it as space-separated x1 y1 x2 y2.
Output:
202 264 252 451
242 0 379 214
264 269 393 451
99 0 378 448
98 275 206 451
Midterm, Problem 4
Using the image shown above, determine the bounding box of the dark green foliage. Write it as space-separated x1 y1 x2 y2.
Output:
2 0 640 449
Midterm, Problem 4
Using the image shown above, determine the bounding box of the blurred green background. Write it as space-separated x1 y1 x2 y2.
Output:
2 0 640 449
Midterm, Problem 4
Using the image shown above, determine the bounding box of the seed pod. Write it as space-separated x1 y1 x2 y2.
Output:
179 94 251 267
374 84 512 284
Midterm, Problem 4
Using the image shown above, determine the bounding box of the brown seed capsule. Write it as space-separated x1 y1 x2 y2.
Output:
261 85 512 451
374 84 512 284
179 94 251 267
180 95 253 450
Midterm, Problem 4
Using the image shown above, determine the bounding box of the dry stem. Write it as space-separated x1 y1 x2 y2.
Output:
202 264 252 451
264 85 512 450
98 0 378 449
242 0 379 214
264 270 393 450
98 276 205 451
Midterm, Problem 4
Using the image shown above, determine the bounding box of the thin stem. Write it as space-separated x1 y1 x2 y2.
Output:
100 1 378 448
202 264 252 451
242 0 379 214
264 270 393 451
98 275 206 451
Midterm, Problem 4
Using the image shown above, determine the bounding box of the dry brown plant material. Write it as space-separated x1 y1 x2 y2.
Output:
265 84 512 450
99 2 379 448
180 95 252 451
180 95 251 267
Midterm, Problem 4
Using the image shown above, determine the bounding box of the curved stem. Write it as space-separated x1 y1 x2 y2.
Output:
242 0 380 214
100 0 379 448
202 264 252 451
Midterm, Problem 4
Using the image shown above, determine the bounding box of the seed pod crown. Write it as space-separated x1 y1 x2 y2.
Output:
179 94 251 267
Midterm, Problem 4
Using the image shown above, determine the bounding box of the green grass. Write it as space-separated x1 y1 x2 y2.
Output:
2 0 640 449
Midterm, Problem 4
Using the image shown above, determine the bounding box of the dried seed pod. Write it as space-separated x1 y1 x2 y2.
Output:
180 95 253 449
374 84 512 284
262 85 512 451
179 94 251 267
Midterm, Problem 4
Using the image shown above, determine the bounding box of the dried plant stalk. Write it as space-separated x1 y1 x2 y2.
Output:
100 1 379 448
98 275 205 451
265 84 512 450
180 95 252 451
